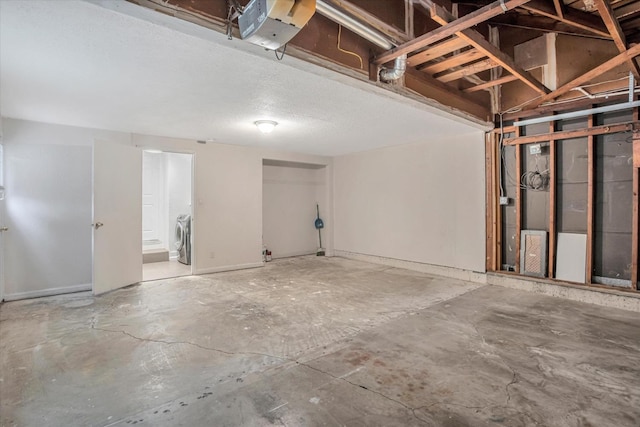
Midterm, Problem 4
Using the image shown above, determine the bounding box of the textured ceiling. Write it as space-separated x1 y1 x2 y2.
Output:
0 0 486 156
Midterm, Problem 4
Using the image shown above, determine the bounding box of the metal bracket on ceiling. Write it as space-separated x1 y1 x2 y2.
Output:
500 0 509 12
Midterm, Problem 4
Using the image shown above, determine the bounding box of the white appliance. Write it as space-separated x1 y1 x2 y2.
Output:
238 0 316 50
175 214 191 265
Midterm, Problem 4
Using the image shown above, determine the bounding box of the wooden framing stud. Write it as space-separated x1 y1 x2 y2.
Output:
515 125 522 274
586 113 595 284
548 119 557 279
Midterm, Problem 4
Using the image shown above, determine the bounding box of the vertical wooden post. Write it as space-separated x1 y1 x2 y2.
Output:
486 133 495 271
515 125 522 274
632 104 639 291
586 113 595 284
632 168 638 291
495 131 502 271
548 119 557 279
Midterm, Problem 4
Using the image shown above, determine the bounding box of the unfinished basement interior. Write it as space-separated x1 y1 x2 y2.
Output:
1 0 640 425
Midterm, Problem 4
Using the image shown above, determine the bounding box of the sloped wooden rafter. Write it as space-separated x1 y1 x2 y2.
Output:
526 43 640 109
593 0 640 79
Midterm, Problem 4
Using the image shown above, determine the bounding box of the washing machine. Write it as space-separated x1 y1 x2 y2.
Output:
175 214 191 265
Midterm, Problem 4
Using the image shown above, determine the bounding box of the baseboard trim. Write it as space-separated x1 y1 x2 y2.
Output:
272 250 317 259
169 251 178 260
3 283 92 301
195 262 264 275
334 250 487 284
487 273 640 312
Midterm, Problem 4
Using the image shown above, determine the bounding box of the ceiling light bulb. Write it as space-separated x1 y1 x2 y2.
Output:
255 120 278 134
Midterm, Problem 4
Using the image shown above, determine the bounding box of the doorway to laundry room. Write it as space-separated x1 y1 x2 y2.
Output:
142 150 194 281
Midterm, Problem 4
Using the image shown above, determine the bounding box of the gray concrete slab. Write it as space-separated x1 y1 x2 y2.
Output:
1 256 639 426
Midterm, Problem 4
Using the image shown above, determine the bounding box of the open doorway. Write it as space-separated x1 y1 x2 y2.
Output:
142 150 194 281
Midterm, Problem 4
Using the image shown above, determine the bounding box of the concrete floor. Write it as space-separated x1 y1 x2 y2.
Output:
1 256 640 427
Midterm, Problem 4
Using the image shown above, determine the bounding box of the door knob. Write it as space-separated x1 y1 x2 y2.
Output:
0 227 8 232
92 222 104 229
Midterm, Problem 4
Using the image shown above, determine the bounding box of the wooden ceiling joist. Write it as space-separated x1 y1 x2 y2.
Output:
520 0 612 38
465 75 519 92
406 37 469 67
373 0 531 66
404 68 490 119
430 3 550 95
615 1 640 19
526 42 640 109
594 0 640 79
419 49 485 74
436 59 497 82
488 15 613 39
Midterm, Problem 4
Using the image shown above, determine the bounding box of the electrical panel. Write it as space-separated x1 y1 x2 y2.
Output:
239 0 316 50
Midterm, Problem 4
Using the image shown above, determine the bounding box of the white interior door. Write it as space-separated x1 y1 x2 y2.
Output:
92 141 142 295
142 152 164 243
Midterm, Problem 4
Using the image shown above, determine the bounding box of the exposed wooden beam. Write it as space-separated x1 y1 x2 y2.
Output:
488 14 612 39
431 4 550 95
436 58 497 82
420 48 485 73
504 121 640 145
633 104 640 291
515 127 522 274
552 0 564 19
404 68 491 119
465 74 519 92
586 114 595 284
614 1 640 20
373 0 531 65
406 37 469 67
527 43 640 109
593 0 640 79
520 0 611 38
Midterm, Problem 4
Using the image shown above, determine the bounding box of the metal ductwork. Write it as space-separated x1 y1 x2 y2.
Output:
315 0 406 82
379 54 407 82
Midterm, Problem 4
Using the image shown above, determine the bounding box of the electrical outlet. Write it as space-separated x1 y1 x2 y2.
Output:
499 196 510 205
529 144 542 155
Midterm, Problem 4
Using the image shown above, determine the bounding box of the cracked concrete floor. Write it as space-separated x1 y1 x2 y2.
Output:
1 256 640 426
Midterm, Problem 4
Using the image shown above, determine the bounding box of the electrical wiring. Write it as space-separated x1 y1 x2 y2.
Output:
520 154 549 191
337 25 364 70
498 113 505 198
274 44 287 61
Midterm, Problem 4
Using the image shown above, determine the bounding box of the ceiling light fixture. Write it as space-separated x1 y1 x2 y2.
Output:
255 120 278 134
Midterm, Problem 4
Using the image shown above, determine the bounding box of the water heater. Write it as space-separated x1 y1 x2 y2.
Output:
238 0 316 50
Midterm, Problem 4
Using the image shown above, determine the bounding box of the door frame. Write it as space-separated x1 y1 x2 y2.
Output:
140 147 196 276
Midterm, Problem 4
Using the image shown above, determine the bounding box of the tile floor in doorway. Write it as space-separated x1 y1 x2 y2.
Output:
142 259 192 282
1 256 640 426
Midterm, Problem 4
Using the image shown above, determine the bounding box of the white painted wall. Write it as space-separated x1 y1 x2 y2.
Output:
0 118 330 298
333 132 486 272
133 134 332 275
263 164 326 258
1 119 132 299
165 152 192 257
